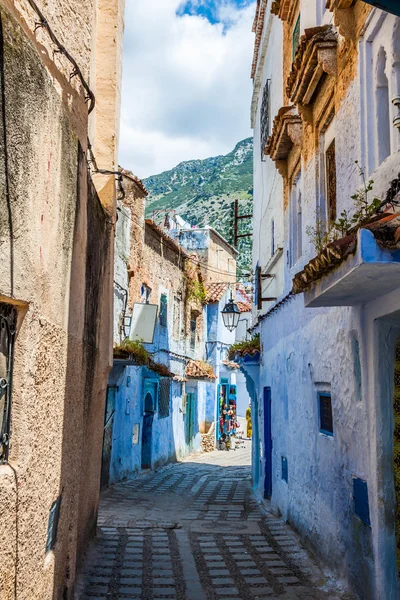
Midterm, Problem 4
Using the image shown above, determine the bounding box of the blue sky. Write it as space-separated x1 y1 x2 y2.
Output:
177 0 254 25
119 0 256 178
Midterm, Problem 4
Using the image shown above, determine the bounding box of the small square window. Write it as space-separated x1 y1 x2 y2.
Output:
318 392 333 436
281 456 288 482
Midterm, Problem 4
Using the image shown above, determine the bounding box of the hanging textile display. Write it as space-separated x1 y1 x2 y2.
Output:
217 379 238 450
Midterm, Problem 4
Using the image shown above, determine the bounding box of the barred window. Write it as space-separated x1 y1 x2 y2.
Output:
260 79 271 160
159 378 171 418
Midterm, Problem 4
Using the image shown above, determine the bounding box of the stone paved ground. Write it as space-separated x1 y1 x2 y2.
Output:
75 440 354 600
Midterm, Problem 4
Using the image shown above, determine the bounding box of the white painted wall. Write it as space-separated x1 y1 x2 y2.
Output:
251 4 400 599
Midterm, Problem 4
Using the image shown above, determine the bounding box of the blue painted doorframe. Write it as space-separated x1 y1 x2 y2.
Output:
263 387 272 499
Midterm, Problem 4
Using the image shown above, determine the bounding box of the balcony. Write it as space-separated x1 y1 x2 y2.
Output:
292 214 400 307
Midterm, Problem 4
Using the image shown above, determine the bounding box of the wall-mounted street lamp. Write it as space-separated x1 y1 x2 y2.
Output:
221 289 241 332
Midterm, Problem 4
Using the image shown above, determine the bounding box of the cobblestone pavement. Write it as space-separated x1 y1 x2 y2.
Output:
75 441 353 600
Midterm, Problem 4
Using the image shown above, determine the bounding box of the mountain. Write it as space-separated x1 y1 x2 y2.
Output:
143 138 253 277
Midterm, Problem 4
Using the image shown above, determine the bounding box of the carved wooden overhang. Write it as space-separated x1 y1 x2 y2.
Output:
270 0 296 22
265 106 302 174
325 0 354 9
286 25 338 106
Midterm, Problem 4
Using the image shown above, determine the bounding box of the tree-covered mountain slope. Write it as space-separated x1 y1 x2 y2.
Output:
143 138 253 276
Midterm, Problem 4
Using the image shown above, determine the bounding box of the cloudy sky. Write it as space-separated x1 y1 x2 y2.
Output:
119 0 256 179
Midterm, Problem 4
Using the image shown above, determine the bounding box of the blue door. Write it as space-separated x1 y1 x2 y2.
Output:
263 387 272 499
141 414 154 469
185 392 195 446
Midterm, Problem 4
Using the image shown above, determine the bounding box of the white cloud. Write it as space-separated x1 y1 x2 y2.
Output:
119 0 256 178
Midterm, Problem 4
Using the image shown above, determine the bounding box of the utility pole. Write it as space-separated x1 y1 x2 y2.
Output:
233 199 253 247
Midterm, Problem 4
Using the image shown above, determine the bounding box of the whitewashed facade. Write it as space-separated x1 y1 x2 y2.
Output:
249 1 400 598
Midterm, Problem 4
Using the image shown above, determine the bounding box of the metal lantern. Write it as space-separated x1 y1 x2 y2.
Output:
221 292 241 332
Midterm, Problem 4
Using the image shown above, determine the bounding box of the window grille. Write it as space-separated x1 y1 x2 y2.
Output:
0 302 17 463
318 392 333 435
159 377 171 418
160 293 168 327
260 79 271 160
325 139 337 223
292 14 301 60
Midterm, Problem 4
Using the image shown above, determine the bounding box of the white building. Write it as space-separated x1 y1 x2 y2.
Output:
246 1 400 598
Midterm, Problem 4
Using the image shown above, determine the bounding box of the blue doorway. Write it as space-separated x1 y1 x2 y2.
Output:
263 387 272 499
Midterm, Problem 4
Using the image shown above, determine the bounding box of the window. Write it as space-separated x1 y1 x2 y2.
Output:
159 378 171 418
260 79 271 160
0 302 17 463
375 47 391 165
325 139 337 224
281 456 288 482
141 284 151 304
292 14 301 60
190 311 197 350
289 171 302 266
318 392 333 436
173 296 181 340
159 293 167 327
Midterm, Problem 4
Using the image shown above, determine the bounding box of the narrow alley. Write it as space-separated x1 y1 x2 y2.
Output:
76 440 350 600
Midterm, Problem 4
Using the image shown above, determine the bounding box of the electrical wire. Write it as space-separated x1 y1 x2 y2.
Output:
0 12 13 296
26 0 95 113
